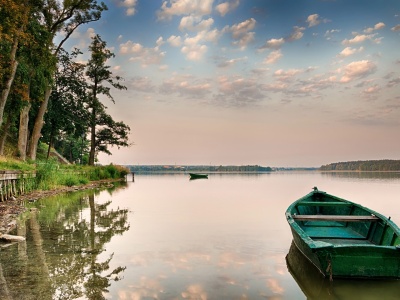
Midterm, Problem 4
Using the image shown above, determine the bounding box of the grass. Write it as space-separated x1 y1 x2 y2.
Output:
0 157 129 191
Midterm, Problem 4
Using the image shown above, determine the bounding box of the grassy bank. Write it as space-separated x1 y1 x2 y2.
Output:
0 157 129 191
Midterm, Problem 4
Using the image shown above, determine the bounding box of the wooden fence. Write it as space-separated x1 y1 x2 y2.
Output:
0 171 36 202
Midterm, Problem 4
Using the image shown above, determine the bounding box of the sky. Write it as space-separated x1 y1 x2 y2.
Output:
62 0 400 167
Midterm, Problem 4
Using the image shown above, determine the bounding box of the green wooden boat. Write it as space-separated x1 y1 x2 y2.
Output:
285 187 400 279
189 173 208 179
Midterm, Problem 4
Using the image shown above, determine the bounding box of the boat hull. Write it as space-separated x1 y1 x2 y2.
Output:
286 188 400 279
289 225 400 278
189 173 208 179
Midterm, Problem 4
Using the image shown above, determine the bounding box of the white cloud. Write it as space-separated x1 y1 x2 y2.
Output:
391 24 400 31
339 60 377 83
167 35 182 47
364 22 385 33
259 38 285 50
160 74 212 97
216 56 247 68
341 33 380 45
324 29 340 40
181 43 208 60
363 84 381 94
273 69 302 81
338 46 364 57
179 16 214 32
263 50 282 64
306 14 321 27
119 39 166 67
287 26 305 41
225 18 256 50
215 0 240 17
118 0 138 16
157 0 214 20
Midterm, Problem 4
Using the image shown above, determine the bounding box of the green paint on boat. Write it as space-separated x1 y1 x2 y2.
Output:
285 187 400 279
189 173 208 179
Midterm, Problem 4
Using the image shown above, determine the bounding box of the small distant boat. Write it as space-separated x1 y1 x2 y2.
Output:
286 187 400 279
189 173 208 179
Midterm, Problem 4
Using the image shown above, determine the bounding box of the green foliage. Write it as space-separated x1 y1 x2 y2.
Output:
320 160 400 171
0 157 35 171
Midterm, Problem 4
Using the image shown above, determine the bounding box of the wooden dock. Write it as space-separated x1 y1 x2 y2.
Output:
0 170 36 201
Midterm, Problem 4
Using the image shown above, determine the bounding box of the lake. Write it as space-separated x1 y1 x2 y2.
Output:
1 171 400 299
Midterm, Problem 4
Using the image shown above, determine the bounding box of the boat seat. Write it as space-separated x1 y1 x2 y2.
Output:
303 226 366 239
292 215 379 222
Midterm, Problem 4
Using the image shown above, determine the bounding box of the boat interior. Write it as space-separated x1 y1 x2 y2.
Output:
291 193 400 246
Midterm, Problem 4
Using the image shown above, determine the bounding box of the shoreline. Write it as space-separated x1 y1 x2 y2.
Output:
0 178 125 236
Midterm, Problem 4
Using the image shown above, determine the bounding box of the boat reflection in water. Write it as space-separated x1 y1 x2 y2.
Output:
286 241 400 299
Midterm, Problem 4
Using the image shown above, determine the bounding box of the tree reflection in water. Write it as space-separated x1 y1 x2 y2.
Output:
0 186 129 300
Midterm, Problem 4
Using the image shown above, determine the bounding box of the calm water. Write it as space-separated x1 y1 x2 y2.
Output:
2 171 400 299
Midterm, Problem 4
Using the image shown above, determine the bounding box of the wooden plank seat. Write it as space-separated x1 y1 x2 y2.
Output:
303 226 366 239
292 215 379 222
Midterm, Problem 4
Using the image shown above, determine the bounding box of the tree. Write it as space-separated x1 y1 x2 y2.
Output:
85 34 129 165
42 48 89 162
0 0 30 127
27 0 107 160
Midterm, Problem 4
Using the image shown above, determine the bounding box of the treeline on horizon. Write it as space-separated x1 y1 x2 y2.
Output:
320 160 400 171
129 165 273 173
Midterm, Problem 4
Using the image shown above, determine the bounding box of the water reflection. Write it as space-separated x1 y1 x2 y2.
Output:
0 185 129 300
286 241 400 299
320 171 400 180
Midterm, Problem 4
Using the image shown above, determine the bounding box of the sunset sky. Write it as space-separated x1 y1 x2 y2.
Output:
62 0 400 167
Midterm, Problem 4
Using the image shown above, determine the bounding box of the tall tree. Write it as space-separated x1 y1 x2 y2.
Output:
85 34 129 165
0 0 30 127
42 48 89 162
27 0 107 160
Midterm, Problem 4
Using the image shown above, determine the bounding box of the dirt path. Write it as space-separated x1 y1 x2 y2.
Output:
0 179 124 235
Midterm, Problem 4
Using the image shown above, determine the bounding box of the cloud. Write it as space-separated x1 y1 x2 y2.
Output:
157 0 213 20
167 35 182 47
225 18 256 50
338 46 364 57
216 56 247 68
128 76 155 92
339 60 377 83
159 74 212 97
181 43 208 60
215 0 240 17
287 26 305 41
179 16 214 32
306 14 321 27
387 77 400 88
364 22 385 33
259 38 285 50
119 38 166 67
273 69 302 82
362 84 381 95
263 50 282 64
116 0 138 16
341 33 381 45
391 24 400 31
215 75 264 106
324 29 341 40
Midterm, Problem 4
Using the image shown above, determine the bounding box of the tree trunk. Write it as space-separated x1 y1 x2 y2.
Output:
0 37 19 127
89 84 98 166
0 112 12 155
89 106 96 165
28 86 51 160
18 102 31 161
